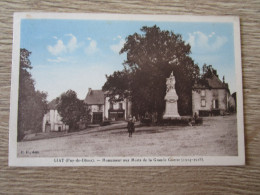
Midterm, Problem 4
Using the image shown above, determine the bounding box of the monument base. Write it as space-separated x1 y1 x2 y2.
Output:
163 114 181 120
161 115 193 126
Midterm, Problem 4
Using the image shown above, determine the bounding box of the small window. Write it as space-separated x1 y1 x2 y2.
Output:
110 102 113 109
98 105 102 111
119 103 123 110
201 99 206 107
201 90 206 97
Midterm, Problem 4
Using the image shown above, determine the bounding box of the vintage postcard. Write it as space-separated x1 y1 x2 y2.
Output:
9 13 245 166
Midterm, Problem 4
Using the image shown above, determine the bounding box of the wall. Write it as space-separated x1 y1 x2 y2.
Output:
88 105 104 122
192 89 229 115
104 96 131 120
42 110 69 132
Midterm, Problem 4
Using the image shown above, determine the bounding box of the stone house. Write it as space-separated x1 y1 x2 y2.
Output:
84 88 105 124
84 88 131 123
104 94 132 121
192 75 230 116
42 99 69 132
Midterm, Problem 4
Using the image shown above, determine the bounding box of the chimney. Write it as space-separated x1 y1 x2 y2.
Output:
222 76 225 83
88 88 92 94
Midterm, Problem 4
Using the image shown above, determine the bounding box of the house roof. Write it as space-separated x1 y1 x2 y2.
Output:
193 74 229 90
84 89 104 105
48 98 58 110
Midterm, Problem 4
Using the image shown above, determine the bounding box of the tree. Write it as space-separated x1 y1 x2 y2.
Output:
103 25 200 117
18 49 48 141
102 70 131 102
196 64 220 89
202 64 218 78
56 90 89 131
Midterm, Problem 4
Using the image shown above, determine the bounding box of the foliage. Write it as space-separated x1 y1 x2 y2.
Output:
102 70 131 102
196 64 220 89
202 64 218 79
18 49 48 141
56 90 89 131
103 25 200 117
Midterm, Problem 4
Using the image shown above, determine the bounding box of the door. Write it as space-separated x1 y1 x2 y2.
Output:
93 112 103 123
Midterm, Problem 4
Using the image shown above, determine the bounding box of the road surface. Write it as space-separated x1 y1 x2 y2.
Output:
17 114 238 157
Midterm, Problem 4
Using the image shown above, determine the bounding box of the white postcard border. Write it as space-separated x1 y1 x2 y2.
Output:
9 13 245 166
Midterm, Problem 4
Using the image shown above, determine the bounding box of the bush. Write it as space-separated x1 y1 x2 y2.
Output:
100 120 111 126
195 117 203 125
141 118 152 126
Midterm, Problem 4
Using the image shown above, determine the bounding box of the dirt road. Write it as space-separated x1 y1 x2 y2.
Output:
17 114 238 157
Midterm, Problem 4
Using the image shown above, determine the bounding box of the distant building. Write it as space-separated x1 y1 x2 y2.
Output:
192 74 230 116
104 94 132 121
42 99 69 132
84 88 105 124
84 88 132 123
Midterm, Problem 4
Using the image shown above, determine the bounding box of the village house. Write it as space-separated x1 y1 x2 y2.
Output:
42 99 69 132
84 88 131 123
104 93 132 121
84 88 104 124
192 74 230 116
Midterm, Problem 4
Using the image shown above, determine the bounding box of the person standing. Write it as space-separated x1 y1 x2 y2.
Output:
127 117 134 137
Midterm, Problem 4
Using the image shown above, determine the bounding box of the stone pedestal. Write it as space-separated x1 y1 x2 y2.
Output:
163 71 180 119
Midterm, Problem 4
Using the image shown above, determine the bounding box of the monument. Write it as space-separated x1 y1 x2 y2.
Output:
163 71 180 119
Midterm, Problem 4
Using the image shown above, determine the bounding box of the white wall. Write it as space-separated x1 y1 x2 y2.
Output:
104 96 131 120
192 89 229 115
42 109 69 132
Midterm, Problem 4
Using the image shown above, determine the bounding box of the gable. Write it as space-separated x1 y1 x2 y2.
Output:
84 90 104 105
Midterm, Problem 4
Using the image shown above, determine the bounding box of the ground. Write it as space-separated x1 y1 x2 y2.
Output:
17 114 238 157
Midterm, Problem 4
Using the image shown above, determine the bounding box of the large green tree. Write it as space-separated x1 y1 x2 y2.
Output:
103 25 200 117
18 49 48 141
56 90 89 131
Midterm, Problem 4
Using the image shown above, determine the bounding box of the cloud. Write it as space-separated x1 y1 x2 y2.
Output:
47 40 67 56
208 32 215 38
110 39 125 54
66 34 78 52
187 31 227 53
47 57 67 63
212 36 228 50
85 40 99 54
47 34 79 55
187 33 195 47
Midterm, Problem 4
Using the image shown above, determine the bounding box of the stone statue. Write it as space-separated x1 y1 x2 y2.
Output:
166 71 176 92
163 71 180 119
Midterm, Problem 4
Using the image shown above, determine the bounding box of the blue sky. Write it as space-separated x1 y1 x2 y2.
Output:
20 19 235 101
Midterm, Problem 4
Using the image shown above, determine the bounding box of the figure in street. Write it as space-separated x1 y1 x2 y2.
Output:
127 116 134 137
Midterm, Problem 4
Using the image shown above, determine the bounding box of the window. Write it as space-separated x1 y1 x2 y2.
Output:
98 105 102 111
201 99 206 107
201 90 206 97
119 103 123 110
213 99 219 109
110 102 113 109
118 112 124 118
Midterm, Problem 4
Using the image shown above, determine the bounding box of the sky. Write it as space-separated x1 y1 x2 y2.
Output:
20 18 236 101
